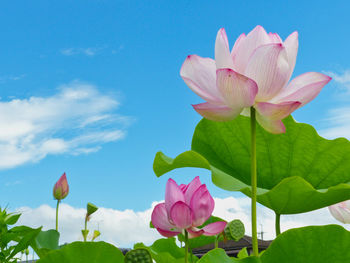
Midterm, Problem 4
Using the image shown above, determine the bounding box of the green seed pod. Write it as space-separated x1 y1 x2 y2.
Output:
124 248 152 263
87 202 98 217
224 219 245 241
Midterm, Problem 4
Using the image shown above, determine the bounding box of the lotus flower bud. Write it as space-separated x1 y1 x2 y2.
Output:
53 172 69 200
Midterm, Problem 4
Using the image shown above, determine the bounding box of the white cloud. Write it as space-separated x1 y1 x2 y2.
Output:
16 203 160 248
60 47 103 56
14 197 347 249
0 80 129 169
318 70 350 139
324 70 350 91
319 107 350 139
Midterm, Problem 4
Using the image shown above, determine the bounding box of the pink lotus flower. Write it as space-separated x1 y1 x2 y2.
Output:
53 172 69 200
329 201 350 224
180 26 331 133
151 176 227 238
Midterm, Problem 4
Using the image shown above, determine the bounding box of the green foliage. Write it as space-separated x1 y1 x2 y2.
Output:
197 248 260 263
260 225 350 263
36 241 124 263
134 237 198 262
237 247 249 259
153 116 350 214
0 208 42 263
32 229 60 258
124 248 152 263
224 220 245 241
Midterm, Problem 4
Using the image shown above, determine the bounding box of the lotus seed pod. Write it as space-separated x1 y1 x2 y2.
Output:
224 219 245 241
124 248 152 263
87 202 98 217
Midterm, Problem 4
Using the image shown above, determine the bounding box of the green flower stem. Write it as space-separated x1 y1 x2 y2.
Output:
250 107 259 256
215 235 219 248
275 213 281 236
84 216 88 242
55 200 60 231
184 230 189 263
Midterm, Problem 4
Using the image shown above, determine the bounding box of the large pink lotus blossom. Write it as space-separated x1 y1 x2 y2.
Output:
151 176 227 238
53 172 69 200
180 26 331 133
329 201 350 224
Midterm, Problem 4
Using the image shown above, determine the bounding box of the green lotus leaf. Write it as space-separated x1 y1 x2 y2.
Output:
36 241 124 263
32 229 60 258
261 225 350 262
198 248 260 263
153 116 350 214
134 238 198 262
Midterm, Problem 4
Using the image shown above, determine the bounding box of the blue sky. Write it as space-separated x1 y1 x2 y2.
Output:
0 0 349 234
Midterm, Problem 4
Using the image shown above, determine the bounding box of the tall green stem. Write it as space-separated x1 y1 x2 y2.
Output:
55 200 60 231
214 235 219 248
184 230 189 263
84 216 88 242
275 213 281 236
250 107 259 256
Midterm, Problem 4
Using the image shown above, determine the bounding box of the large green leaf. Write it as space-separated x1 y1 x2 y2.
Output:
36 241 124 263
32 229 60 258
153 116 350 214
134 238 198 262
261 225 350 262
197 248 260 263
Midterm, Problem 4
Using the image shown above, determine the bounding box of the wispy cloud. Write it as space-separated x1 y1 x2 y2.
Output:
0 81 130 169
15 197 345 248
319 70 350 139
60 47 103 57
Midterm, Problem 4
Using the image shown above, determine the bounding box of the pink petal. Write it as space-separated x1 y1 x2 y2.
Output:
232 25 271 73
170 201 193 229
184 176 202 205
190 184 215 227
187 227 204 238
329 203 350 224
180 55 223 104
231 33 246 62
151 203 178 234
216 68 258 109
202 221 227 236
255 101 301 120
179 184 188 192
245 43 290 101
269 33 282 44
192 102 242 121
256 113 286 134
283 31 298 81
157 228 181 238
165 178 185 215
272 72 332 107
215 28 235 69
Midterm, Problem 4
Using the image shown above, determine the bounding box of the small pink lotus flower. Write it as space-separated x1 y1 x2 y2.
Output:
329 201 350 224
53 172 69 200
151 176 227 238
180 26 331 133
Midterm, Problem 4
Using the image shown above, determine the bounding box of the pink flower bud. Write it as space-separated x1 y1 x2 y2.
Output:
53 172 69 200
